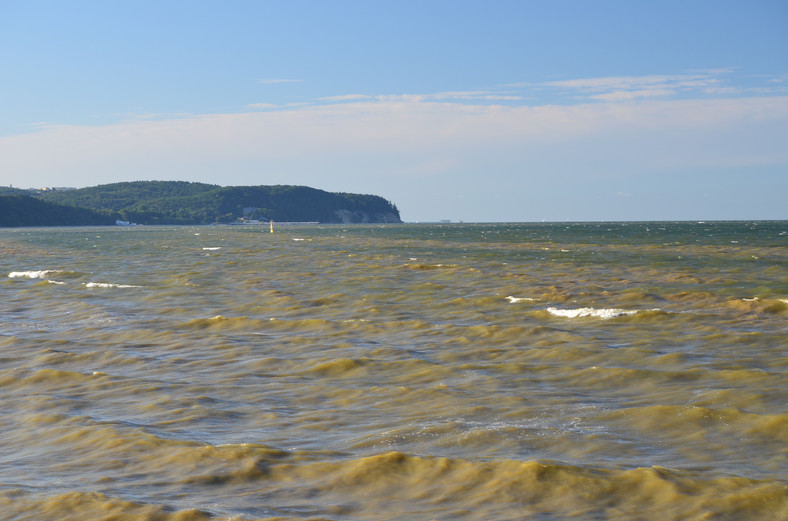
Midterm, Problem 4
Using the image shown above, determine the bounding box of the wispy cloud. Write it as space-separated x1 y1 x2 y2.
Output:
257 72 784 112
542 73 724 101
312 71 785 110
247 103 279 109
544 74 718 90
318 90 521 104
319 94 373 102
427 90 521 102
590 88 676 101
523 71 788 103
112 111 194 121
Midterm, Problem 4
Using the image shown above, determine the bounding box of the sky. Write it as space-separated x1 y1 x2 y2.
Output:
1 1 787 222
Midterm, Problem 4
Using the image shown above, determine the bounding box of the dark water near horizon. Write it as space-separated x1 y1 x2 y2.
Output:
1 221 786 520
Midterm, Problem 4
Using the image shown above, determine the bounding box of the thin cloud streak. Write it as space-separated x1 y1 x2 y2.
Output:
319 91 522 104
506 71 788 102
541 73 724 102
246 103 279 109
590 89 676 101
543 73 719 90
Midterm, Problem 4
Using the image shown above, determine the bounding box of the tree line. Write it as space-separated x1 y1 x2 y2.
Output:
0 181 401 227
0 195 115 227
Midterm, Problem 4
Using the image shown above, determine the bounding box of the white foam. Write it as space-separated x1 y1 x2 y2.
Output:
8 270 62 279
202 247 222 251
506 296 540 303
546 306 640 319
84 282 142 289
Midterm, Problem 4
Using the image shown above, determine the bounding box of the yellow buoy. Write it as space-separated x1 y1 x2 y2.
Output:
270 220 274 233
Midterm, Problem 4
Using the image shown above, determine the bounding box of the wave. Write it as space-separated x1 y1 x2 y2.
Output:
176 450 788 520
603 404 788 447
83 282 142 289
546 306 653 319
7 272 141 289
307 357 370 377
506 296 540 303
179 315 340 333
404 262 459 270
724 297 788 315
0 491 214 521
2 410 784 520
8 270 63 279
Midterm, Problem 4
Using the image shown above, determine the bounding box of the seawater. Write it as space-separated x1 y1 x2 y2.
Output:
0 222 786 520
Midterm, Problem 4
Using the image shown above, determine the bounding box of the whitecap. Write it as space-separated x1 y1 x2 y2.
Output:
84 282 142 289
506 296 540 303
202 247 222 251
546 306 639 319
8 270 62 279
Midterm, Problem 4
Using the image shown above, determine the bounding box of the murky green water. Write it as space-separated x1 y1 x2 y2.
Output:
1 222 786 520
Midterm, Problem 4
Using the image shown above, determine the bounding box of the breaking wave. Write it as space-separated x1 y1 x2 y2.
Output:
83 282 142 289
8 269 64 279
546 306 655 319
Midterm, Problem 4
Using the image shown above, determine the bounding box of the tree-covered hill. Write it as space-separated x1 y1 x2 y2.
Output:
0 195 115 227
29 181 401 225
0 187 34 197
35 181 217 212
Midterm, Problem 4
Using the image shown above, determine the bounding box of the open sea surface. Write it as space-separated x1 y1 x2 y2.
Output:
0 221 786 520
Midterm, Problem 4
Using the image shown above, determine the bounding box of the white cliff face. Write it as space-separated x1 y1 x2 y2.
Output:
377 212 402 223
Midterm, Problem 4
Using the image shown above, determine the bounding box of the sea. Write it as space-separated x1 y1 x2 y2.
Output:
0 221 786 521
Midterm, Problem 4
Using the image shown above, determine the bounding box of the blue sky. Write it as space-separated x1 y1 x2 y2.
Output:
1 1 787 222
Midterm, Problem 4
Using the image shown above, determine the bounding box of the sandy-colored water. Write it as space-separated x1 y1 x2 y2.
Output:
1 222 786 520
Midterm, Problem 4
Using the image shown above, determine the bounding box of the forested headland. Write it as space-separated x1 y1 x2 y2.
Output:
0 194 116 227
0 182 402 227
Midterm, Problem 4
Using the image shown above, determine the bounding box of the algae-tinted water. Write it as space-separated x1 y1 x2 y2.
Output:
1 222 786 520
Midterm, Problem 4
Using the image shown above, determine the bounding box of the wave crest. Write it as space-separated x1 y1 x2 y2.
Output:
547 307 639 319
8 270 63 279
